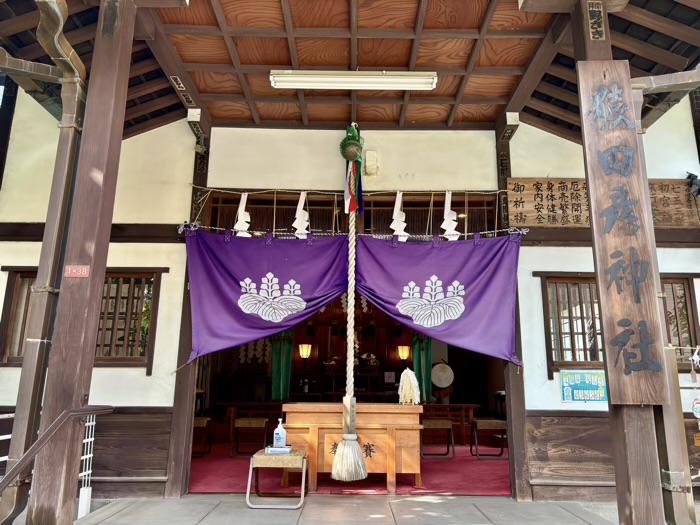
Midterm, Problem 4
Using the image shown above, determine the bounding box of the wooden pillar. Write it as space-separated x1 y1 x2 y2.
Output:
165 136 209 497
573 2 667 523
25 1 137 524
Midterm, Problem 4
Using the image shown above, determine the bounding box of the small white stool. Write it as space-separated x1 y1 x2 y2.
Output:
245 449 307 510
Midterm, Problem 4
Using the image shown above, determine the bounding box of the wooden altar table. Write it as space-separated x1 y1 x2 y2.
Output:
282 403 422 494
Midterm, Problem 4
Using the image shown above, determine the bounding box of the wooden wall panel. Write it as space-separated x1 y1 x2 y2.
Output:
405 104 451 122
297 38 350 67
190 71 242 95
256 102 302 120
357 104 401 121
526 415 615 487
289 0 349 28
358 39 411 67
454 103 501 121
234 37 291 65
307 104 351 121
476 38 540 67
358 0 418 30
464 75 520 97
247 73 295 96
489 0 552 30
206 101 253 120
170 35 231 65
424 0 488 30
220 0 284 28
157 0 218 26
416 39 473 68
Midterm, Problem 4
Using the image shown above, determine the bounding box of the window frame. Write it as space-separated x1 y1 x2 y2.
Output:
535 272 700 380
0 266 168 376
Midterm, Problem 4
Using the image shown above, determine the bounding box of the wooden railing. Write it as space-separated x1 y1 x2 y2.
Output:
0 406 113 496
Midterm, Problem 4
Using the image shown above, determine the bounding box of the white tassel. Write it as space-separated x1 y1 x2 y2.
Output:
399 368 420 405
331 433 367 482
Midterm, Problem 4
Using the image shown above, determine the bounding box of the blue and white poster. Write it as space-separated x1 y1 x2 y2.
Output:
561 370 608 403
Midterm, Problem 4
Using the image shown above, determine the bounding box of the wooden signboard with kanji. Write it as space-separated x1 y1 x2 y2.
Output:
577 60 669 405
508 178 699 229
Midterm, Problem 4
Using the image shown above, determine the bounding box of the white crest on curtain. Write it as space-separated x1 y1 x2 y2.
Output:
235 192 251 237
396 275 465 328
238 272 307 322
293 191 310 239
389 191 408 241
440 191 460 241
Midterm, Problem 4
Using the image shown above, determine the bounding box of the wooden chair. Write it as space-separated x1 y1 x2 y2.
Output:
470 419 508 460
420 419 456 460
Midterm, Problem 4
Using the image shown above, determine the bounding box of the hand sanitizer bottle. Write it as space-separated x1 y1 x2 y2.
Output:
273 418 286 448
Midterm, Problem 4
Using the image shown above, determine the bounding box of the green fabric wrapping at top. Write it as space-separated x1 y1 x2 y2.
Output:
411 334 433 403
271 330 294 401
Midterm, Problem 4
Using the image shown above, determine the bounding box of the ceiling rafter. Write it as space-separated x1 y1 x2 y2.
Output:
519 112 581 143
208 0 260 124
610 30 689 71
400 0 428 127
447 0 500 127
125 92 181 120
182 63 527 76
280 0 307 126
534 80 579 106
211 119 496 131
123 108 187 139
674 0 700 11
198 93 509 105
0 0 91 39
546 63 577 83
17 23 97 61
127 76 171 101
614 4 700 48
525 96 581 126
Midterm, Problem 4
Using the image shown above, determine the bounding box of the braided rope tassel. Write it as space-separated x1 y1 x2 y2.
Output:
331 164 367 482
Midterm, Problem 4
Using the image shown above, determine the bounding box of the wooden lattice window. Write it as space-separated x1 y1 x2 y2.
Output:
0 268 165 374
537 273 698 379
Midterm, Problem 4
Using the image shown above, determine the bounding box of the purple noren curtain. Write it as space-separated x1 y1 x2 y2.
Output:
185 231 348 362
356 234 522 365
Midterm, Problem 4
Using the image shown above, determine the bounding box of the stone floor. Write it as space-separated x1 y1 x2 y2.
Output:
30 495 618 525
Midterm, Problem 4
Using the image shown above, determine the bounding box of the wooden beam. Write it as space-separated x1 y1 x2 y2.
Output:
129 57 160 77
133 0 189 6
546 63 577 83
126 77 171 101
400 0 427 127
611 31 689 71
634 67 700 94
535 80 579 105
448 0 500 126
526 96 581 125
496 111 520 141
519 111 581 143
350 0 357 122
614 4 700 48
17 23 97 61
208 0 260 124
138 9 212 137
24 2 137 524
0 0 92 39
134 8 156 40
280 0 307 125
211 119 496 130
124 93 180 120
123 108 186 138
672 0 700 10
519 0 628 12
571 0 612 61
506 15 570 113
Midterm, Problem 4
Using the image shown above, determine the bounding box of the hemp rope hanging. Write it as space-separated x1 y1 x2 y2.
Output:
331 126 367 482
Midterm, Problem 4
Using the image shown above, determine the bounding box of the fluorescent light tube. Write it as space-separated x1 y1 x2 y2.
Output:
269 70 438 90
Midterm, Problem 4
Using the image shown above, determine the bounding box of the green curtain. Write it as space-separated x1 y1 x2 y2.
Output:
271 330 294 401
411 334 433 403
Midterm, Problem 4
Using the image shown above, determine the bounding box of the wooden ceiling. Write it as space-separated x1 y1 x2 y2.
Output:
0 0 699 140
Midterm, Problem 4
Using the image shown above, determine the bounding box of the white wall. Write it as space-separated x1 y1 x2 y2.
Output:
518 246 700 412
0 89 195 224
0 242 186 407
511 95 700 180
209 128 498 191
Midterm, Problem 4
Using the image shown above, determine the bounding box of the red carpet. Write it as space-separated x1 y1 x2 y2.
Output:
189 443 511 496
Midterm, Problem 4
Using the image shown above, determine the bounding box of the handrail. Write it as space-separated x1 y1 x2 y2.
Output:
0 405 112 495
